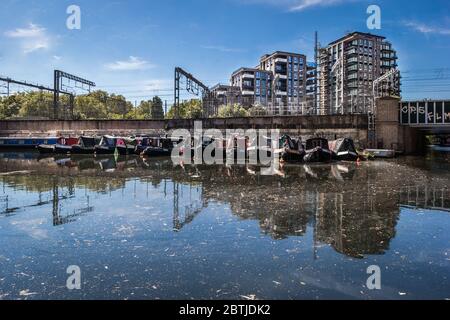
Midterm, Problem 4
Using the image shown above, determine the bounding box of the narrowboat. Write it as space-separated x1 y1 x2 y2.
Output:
304 138 334 163
94 136 118 155
329 138 359 162
141 137 176 157
116 138 137 156
135 136 157 155
0 137 58 150
37 137 79 154
279 135 305 163
71 136 100 155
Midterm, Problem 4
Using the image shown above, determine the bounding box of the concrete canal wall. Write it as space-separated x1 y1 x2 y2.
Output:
0 114 370 146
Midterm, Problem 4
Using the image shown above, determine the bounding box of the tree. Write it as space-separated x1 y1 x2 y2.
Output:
17 91 54 119
131 96 165 120
135 100 152 119
217 104 249 118
0 95 22 119
74 94 108 119
248 104 268 117
166 99 203 119
151 96 164 119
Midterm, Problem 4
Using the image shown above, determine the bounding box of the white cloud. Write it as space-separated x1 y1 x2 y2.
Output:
201 45 246 53
404 21 450 36
240 0 356 11
105 56 154 71
4 23 50 53
289 0 348 11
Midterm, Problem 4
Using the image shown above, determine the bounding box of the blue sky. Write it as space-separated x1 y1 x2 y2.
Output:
0 0 449 103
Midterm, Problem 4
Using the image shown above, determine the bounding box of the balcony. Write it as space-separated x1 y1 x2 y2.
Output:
347 57 358 65
275 57 288 63
346 48 358 56
347 81 358 88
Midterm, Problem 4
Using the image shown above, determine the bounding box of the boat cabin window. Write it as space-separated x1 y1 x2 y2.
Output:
102 137 116 146
306 139 327 150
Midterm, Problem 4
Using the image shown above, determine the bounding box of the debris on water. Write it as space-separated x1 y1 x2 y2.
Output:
19 290 38 297
0 171 33 176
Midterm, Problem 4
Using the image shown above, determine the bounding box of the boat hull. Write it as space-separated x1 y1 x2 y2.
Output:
54 145 73 154
94 146 116 155
281 150 305 163
142 147 172 157
304 147 333 163
334 151 359 162
116 145 136 156
71 146 95 155
37 145 55 154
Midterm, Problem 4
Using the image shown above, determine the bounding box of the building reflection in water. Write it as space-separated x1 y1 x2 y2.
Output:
0 152 449 259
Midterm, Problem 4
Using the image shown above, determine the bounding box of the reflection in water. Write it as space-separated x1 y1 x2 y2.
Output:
0 152 449 299
1 153 449 257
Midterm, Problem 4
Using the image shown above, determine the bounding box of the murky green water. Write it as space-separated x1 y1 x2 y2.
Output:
0 152 449 300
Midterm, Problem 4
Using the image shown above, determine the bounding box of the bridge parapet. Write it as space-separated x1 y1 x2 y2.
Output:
400 100 450 127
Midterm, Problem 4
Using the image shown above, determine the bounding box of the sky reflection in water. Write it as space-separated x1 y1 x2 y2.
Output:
0 152 449 300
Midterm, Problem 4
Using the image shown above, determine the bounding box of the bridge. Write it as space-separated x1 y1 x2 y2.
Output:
400 100 450 130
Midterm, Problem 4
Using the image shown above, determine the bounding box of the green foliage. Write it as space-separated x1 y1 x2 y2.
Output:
248 104 268 117
151 96 165 119
0 90 163 120
217 104 249 118
166 99 203 119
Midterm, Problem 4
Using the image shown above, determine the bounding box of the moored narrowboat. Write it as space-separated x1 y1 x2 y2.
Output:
37 137 78 154
329 138 359 162
71 136 100 155
116 138 137 156
94 136 118 155
304 138 333 163
0 137 58 150
141 137 176 157
279 135 305 163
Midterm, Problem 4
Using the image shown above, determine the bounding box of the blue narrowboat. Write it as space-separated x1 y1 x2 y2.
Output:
0 137 59 149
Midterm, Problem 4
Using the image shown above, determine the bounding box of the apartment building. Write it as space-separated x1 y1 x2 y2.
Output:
306 62 317 114
318 32 400 115
259 51 308 112
230 67 273 107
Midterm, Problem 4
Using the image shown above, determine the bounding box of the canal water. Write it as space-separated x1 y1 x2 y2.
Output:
0 152 449 300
